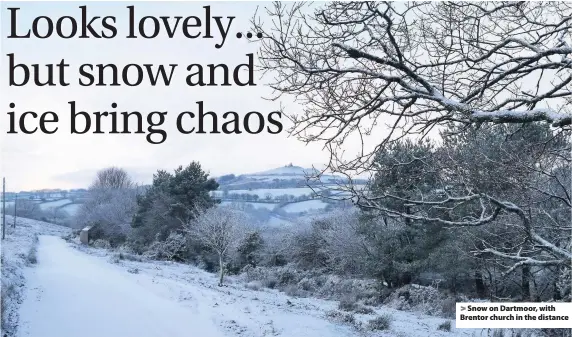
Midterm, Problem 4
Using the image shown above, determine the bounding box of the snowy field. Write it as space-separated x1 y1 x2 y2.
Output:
221 200 331 215
19 235 483 337
60 203 81 217
266 216 295 228
282 200 329 213
0 216 520 337
213 185 366 200
38 199 73 210
221 201 278 211
215 187 317 198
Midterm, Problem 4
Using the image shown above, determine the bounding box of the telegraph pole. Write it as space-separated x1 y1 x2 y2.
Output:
13 193 17 228
2 177 6 240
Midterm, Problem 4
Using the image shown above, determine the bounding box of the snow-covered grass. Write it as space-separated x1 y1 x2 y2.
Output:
221 201 278 211
281 200 329 213
38 199 73 210
251 166 315 176
1 216 70 335
213 185 367 200
60 241 492 337
60 203 82 216
216 187 317 198
266 216 295 228
4 217 544 337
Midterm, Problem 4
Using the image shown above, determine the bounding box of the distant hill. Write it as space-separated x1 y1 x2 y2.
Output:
215 164 363 190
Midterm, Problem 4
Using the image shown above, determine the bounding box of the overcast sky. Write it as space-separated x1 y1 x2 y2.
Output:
1 2 329 191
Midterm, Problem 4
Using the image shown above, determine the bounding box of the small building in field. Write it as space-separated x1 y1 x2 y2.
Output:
80 226 92 245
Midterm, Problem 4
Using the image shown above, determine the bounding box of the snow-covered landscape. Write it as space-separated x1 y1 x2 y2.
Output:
0 158 569 337
1 2 571 337
1 216 489 337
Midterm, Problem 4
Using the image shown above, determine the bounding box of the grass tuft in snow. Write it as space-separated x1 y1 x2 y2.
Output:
326 310 357 326
338 295 359 311
438 320 452 332
367 313 392 331
26 235 39 265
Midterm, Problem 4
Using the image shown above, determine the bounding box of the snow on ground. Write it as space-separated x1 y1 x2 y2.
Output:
216 188 317 198
38 199 72 210
246 175 340 183
2 216 490 337
59 203 81 217
266 216 295 228
18 236 226 337
16 236 356 337
235 166 343 184
251 166 313 176
1 216 71 335
281 200 329 213
35 237 484 337
221 201 278 211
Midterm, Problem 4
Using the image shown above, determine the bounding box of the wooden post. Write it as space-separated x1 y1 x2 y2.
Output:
13 194 17 228
2 178 5 240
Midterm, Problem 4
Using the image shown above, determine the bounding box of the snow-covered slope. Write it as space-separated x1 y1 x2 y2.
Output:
250 165 315 176
21 236 482 337
282 200 329 213
3 216 490 337
1 216 71 335
218 165 349 189
249 165 341 181
38 199 73 210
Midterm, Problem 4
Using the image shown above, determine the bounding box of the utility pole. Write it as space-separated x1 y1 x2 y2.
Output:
13 193 17 228
2 177 6 240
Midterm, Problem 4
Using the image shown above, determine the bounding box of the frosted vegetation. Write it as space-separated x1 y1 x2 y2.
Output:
60 122 570 337
7 121 562 337
2 2 571 337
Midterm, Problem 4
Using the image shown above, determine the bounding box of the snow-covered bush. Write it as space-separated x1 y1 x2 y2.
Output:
74 170 138 247
283 284 309 298
325 310 357 327
117 252 142 262
385 284 463 317
337 295 375 314
244 281 262 291
338 295 359 312
367 314 392 331
440 296 457 319
26 235 39 265
241 265 379 303
143 232 188 261
93 239 111 249
437 320 451 332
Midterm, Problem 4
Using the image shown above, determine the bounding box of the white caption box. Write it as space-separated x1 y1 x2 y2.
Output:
456 302 572 329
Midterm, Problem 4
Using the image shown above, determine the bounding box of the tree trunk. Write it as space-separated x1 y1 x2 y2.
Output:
522 265 531 301
475 270 486 298
218 254 224 286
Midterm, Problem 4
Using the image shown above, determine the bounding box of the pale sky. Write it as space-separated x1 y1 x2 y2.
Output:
0 2 330 191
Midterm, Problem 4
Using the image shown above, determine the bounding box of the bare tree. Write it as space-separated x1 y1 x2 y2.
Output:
77 168 138 245
189 207 243 286
254 2 571 288
90 167 134 190
254 2 571 173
